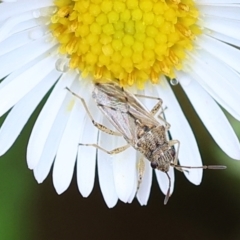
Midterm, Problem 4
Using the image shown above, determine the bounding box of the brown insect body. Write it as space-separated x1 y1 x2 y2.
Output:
66 81 226 204
136 126 176 172
92 82 176 173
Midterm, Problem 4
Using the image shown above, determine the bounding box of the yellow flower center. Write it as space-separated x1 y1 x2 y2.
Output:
50 0 201 88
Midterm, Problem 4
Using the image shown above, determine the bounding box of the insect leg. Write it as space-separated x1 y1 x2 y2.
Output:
157 114 171 130
134 94 163 116
136 156 145 192
66 87 121 136
134 93 171 129
168 139 182 171
164 172 171 205
79 143 131 155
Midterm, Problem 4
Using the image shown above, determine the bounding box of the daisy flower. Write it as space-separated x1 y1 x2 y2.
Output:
0 0 240 208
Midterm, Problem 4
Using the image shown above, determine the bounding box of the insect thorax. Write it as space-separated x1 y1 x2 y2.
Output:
136 125 175 172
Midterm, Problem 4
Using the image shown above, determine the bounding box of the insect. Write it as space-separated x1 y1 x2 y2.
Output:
66 81 226 204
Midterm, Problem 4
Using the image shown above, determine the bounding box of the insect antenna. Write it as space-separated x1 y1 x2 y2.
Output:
171 164 227 170
163 164 226 204
164 172 171 205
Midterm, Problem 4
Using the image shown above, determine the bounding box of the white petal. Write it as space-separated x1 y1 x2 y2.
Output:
0 54 57 117
0 70 60 156
77 85 99 197
197 34 240 73
0 25 48 56
197 0 240 4
33 96 71 183
0 0 54 22
155 167 175 196
9 18 40 36
5 0 18 2
136 156 153 206
0 10 37 42
156 79 203 185
27 72 76 169
198 4 240 20
0 51 54 97
201 16 240 40
53 82 84 195
127 180 138 204
97 118 118 208
178 72 240 160
207 30 240 47
194 48 240 94
112 137 137 203
188 51 240 120
0 35 56 79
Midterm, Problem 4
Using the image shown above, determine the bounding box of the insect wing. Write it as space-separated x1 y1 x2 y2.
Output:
93 83 158 144
124 91 158 128
93 83 134 141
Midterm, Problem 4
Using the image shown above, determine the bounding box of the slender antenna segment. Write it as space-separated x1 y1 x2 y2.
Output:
205 165 227 170
171 164 227 170
164 172 171 205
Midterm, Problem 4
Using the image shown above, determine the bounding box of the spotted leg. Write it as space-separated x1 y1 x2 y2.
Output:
79 143 130 155
168 139 181 171
131 93 171 129
66 87 121 136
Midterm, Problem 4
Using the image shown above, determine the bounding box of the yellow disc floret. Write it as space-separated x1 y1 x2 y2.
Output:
50 0 201 88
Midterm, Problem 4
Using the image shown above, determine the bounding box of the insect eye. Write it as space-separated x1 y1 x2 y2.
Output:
151 162 158 169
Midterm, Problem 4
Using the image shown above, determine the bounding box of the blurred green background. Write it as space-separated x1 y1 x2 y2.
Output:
0 85 239 240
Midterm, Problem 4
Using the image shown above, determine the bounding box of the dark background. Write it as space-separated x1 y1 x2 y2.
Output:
0 85 239 240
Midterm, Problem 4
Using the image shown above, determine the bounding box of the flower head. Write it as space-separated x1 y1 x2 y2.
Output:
0 0 239 207
50 0 200 88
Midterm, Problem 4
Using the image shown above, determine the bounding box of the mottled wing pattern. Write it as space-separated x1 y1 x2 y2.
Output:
92 82 159 145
